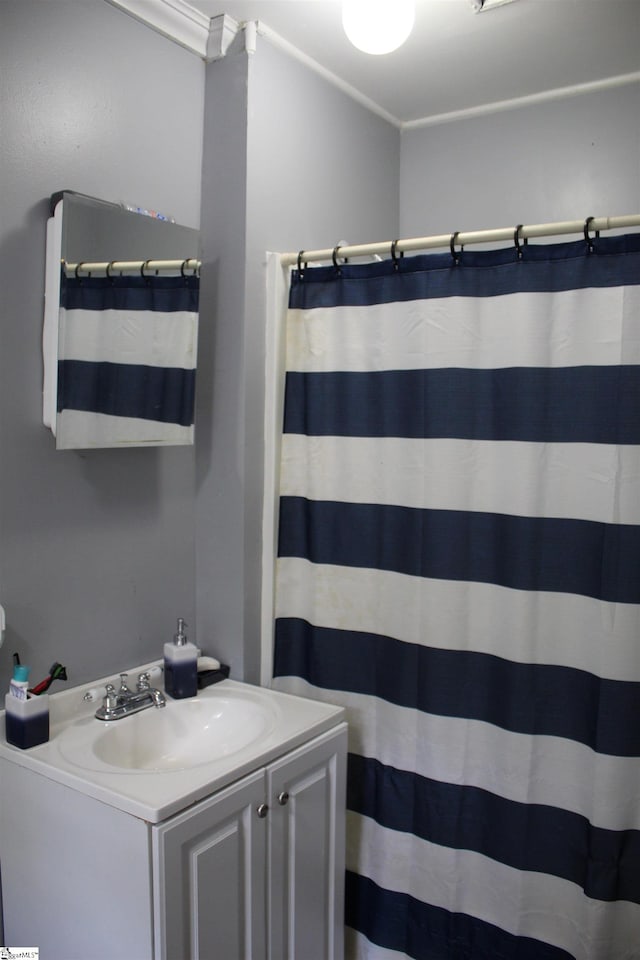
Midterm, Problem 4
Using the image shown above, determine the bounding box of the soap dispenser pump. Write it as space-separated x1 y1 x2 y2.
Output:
164 618 198 699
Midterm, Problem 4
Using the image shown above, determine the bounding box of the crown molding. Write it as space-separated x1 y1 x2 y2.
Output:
105 2 640 131
106 0 243 61
105 0 211 58
256 21 401 128
402 70 640 131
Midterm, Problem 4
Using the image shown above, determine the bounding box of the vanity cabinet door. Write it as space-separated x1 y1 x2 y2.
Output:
152 768 267 960
266 724 347 960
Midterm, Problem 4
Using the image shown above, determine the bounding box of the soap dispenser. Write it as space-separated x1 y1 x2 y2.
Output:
164 618 198 699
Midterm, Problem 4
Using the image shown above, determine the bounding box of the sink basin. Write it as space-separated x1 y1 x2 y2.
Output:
58 688 279 773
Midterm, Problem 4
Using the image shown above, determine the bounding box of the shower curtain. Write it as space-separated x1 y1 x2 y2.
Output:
271 233 640 960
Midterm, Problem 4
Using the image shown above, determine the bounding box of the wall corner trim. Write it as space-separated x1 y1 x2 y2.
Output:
207 14 243 62
104 0 211 58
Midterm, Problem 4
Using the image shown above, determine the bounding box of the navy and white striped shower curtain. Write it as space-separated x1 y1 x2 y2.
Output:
272 234 640 960
56 272 198 448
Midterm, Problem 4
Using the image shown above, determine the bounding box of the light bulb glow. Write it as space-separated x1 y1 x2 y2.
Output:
342 0 415 55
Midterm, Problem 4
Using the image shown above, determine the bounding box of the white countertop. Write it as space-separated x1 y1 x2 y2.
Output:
0 662 345 823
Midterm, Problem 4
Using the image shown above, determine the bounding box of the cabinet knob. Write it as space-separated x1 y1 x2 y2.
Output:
277 791 289 806
256 803 269 819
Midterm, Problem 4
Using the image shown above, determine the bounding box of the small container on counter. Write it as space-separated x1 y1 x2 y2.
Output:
5 665 49 749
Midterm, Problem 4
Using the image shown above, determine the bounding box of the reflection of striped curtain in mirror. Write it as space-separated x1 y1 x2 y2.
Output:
273 233 640 960
56 272 199 449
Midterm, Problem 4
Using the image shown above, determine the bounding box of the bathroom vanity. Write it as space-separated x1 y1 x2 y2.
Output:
0 663 347 960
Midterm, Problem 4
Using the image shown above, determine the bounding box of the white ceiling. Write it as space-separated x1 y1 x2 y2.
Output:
188 0 640 124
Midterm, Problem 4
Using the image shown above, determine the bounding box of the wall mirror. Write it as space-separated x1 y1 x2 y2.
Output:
44 191 201 449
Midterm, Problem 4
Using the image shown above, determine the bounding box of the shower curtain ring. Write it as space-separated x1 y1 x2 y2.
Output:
140 259 153 278
106 261 116 279
297 250 307 276
513 225 527 261
75 262 87 279
450 232 462 266
332 245 343 275
391 239 404 270
584 217 599 253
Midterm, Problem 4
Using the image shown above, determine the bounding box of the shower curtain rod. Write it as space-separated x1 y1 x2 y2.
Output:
63 258 201 277
280 213 640 267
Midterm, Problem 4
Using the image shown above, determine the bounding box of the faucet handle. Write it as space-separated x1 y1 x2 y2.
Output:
118 673 131 695
104 684 119 710
136 672 151 692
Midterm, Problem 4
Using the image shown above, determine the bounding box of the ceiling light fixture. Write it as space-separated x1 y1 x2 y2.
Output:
342 0 415 56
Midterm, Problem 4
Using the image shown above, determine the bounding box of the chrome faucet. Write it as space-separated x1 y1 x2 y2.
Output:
95 672 166 721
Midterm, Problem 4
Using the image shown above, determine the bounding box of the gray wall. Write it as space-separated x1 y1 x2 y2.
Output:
400 83 640 236
0 0 205 691
197 38 400 682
